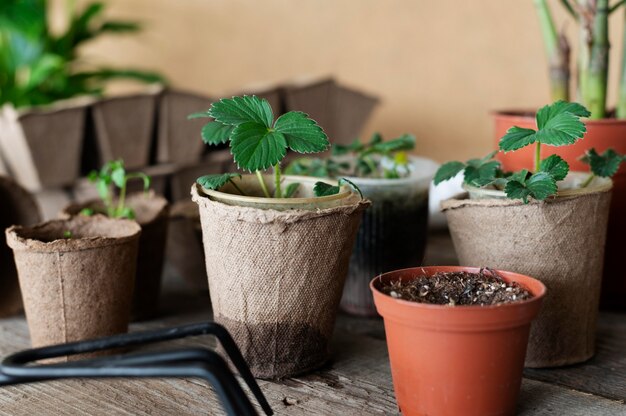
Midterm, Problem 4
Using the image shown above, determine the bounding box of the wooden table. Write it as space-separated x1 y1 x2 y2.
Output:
0 232 624 415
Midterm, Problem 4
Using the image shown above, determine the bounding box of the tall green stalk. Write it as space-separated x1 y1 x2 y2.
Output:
586 0 609 119
534 0 571 101
617 6 626 118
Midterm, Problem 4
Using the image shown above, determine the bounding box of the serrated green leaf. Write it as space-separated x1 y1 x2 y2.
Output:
504 180 532 203
274 111 329 154
526 172 558 200
540 154 569 181
464 160 500 186
509 169 530 183
201 121 234 145
434 161 465 185
284 182 300 198
230 122 287 171
209 96 273 127
536 101 591 129
583 148 624 177
313 181 341 197
499 126 537 152
197 173 242 190
188 111 211 120
371 134 416 153
533 111 586 146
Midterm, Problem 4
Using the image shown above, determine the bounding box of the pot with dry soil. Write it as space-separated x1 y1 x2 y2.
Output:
5 215 140 349
371 266 546 416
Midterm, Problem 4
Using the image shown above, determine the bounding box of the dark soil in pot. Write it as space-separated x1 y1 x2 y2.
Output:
0 177 41 317
62 193 169 321
379 269 533 306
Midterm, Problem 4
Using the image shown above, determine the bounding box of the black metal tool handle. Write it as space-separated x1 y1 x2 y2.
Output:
0 322 273 416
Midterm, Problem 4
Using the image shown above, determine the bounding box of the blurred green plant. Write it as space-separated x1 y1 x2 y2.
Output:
0 0 164 108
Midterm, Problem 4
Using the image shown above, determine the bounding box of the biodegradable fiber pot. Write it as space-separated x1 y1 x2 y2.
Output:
340 157 439 317
442 175 612 367
5 215 140 349
62 193 169 320
371 266 546 416
494 112 626 309
192 175 369 379
0 176 41 317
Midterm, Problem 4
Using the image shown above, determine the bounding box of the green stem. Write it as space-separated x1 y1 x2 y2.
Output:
273 164 282 198
534 142 542 172
228 179 247 196
534 0 570 101
117 180 127 218
587 0 609 118
617 6 626 118
255 170 271 198
581 173 595 187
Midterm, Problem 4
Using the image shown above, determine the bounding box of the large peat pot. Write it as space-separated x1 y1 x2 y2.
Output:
371 266 546 416
5 215 140 349
494 111 626 309
340 156 438 317
442 174 612 367
62 193 169 320
192 175 368 379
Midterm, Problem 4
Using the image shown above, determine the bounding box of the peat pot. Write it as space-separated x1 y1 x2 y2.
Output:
5 215 140 349
371 266 546 416
0 176 41 317
340 156 438 317
62 193 169 320
494 111 626 309
192 175 369 379
442 173 612 367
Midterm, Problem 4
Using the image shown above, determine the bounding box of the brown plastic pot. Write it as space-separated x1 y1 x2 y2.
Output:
62 193 169 320
371 266 546 416
5 215 141 349
493 111 626 309
0 176 41 317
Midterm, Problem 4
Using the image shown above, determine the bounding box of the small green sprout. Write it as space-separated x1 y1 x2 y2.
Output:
434 101 621 203
63 230 72 239
85 160 151 219
286 132 416 179
190 95 356 199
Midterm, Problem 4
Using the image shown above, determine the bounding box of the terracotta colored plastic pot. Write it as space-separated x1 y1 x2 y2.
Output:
371 266 546 416
493 111 626 309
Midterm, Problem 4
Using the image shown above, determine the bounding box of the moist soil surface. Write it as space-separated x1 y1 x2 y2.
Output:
380 269 533 306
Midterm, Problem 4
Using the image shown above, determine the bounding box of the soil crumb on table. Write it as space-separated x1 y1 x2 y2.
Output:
379 269 533 306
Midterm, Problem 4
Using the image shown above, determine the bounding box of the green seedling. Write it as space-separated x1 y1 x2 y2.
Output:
190 95 358 198
286 132 416 179
434 100 624 203
63 230 72 239
85 159 151 219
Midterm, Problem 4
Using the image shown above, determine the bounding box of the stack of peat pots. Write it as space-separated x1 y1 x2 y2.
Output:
192 175 369 378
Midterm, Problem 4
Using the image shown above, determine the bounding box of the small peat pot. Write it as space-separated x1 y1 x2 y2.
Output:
5 215 140 349
0 176 41 317
442 173 612 367
62 193 169 320
371 266 546 416
192 175 368 379
340 156 438 316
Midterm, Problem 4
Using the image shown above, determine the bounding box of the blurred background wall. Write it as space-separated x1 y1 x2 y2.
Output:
51 0 626 162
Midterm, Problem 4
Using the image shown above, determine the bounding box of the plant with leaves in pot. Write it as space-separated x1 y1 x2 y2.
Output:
437 100 622 367
286 133 438 317
495 1 626 309
62 160 169 321
371 266 546 416
189 95 369 379
6 215 141 350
